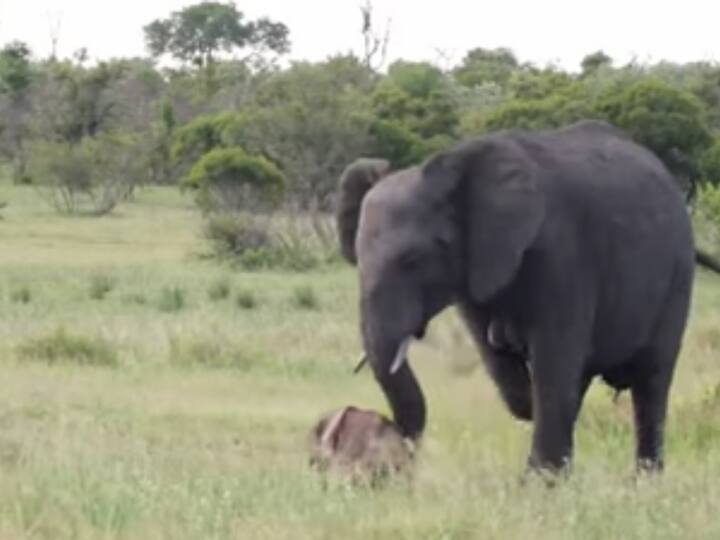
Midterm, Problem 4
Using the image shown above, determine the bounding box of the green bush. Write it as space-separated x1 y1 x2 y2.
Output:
89 274 114 301
292 285 319 310
235 289 257 309
184 147 286 213
10 286 31 304
17 328 119 367
30 135 144 216
158 286 185 312
207 278 231 301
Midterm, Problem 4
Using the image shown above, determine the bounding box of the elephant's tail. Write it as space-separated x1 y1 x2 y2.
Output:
696 249 720 274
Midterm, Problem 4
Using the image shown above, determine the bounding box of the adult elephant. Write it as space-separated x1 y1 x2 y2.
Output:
336 120 720 475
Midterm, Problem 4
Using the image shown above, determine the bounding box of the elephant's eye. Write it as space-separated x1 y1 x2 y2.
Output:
433 236 451 250
398 251 422 267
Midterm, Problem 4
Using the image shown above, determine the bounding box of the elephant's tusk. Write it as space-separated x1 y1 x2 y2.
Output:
390 337 413 375
352 352 368 374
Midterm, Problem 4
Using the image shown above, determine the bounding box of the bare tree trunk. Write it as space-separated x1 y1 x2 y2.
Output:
360 1 391 71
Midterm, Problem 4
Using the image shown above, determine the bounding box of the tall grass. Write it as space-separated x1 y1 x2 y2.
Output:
0 181 719 539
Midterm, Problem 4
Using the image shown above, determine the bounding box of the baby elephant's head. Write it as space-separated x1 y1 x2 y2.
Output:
309 406 415 487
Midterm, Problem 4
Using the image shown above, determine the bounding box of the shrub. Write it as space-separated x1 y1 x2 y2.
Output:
89 274 114 300
184 147 286 213
202 213 339 271
207 278 231 301
167 336 259 371
30 134 145 216
203 214 272 259
235 289 257 309
700 140 720 185
158 286 185 312
17 328 118 367
10 286 31 304
292 285 319 310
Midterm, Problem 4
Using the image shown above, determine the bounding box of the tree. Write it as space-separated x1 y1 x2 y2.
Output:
691 66 720 130
224 57 376 210
0 41 33 183
359 0 391 71
700 140 720 185
483 92 596 133
597 79 712 179
367 119 433 168
508 67 575 100
453 48 519 88
144 2 289 68
372 61 459 139
581 51 612 76
31 59 129 145
0 41 32 94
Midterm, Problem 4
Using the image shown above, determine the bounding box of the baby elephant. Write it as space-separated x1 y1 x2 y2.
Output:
309 406 415 486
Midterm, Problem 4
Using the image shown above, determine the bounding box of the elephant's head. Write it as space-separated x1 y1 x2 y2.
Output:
336 139 545 439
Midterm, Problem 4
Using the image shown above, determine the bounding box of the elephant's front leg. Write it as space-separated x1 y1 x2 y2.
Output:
458 303 532 420
527 338 589 474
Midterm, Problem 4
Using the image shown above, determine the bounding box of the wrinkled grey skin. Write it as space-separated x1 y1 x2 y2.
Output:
309 406 414 486
336 120 713 475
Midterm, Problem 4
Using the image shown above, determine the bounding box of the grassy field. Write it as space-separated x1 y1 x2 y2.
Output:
1 180 720 539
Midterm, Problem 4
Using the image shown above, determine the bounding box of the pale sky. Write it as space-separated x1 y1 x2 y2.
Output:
1 0 719 71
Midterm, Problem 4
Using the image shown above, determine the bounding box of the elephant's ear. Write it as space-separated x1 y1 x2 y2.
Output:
423 139 545 302
336 158 391 264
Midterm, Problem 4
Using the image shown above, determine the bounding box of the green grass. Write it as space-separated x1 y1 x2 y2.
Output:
1 179 720 539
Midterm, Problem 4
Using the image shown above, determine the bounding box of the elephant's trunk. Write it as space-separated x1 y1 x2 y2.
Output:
361 298 426 440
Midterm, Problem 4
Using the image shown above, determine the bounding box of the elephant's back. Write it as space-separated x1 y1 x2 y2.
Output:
519 123 694 365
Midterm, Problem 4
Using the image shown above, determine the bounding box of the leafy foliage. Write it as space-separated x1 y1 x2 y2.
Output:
700 140 720 185
0 41 32 94
484 89 597 132
185 147 285 213
597 79 712 168
454 48 519 89
581 51 613 77
30 135 143 215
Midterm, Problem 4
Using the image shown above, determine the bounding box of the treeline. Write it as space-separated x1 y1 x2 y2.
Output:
2 2 720 219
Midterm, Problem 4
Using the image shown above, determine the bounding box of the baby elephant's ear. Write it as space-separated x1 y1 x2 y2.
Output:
319 407 351 453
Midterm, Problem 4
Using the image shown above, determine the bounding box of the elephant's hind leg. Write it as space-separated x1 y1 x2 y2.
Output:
630 278 690 473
